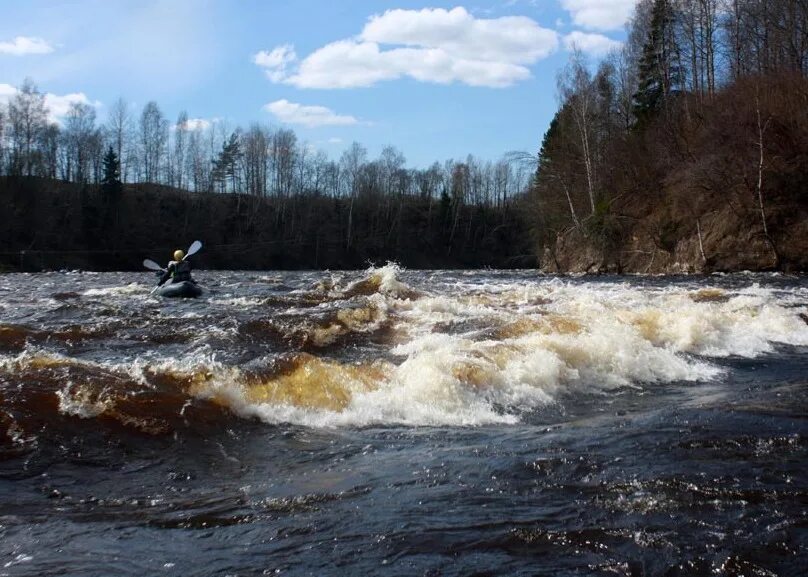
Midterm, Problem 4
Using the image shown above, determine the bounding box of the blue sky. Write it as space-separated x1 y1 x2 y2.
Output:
0 0 633 166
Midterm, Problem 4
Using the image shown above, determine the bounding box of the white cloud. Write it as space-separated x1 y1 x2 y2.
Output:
45 92 101 123
560 0 636 31
327 137 343 144
252 45 297 82
0 83 16 101
360 8 554 63
503 0 540 7
0 36 54 56
0 83 100 124
264 100 359 128
174 117 211 131
564 31 622 56
254 7 558 89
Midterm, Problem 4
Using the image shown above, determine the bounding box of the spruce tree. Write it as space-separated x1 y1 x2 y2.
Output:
537 112 560 177
101 146 122 196
211 132 242 193
633 0 680 127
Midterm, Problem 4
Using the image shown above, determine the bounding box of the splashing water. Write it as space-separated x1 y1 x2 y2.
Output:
0 268 806 576
1 266 806 431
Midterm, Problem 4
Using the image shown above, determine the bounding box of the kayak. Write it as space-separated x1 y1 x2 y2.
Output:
155 281 203 298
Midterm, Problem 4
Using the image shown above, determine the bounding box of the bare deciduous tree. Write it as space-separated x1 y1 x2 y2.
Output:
173 111 189 190
7 79 48 177
106 98 133 182
139 101 167 183
64 102 98 184
557 48 598 215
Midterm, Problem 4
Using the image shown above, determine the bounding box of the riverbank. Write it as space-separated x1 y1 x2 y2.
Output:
542 200 808 274
536 74 808 275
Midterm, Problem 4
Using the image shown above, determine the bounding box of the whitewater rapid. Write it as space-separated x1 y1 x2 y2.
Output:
193 269 808 427
2 266 806 434
3 268 807 577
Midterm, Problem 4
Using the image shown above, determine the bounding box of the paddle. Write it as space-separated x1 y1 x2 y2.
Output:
143 259 164 272
149 241 202 295
184 240 202 260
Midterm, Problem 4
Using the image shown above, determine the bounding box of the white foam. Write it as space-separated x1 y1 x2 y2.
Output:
207 296 267 307
8 269 808 429
83 283 146 297
372 263 413 297
339 263 416 299
194 274 808 427
56 381 112 418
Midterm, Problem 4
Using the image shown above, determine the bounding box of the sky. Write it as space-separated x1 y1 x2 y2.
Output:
0 0 634 167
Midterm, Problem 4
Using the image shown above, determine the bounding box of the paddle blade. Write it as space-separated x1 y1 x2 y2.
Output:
143 259 164 271
185 240 202 258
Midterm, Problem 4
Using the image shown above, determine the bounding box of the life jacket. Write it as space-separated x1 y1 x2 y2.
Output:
170 259 192 282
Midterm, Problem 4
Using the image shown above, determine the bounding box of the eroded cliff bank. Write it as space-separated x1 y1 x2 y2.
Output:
543 202 807 274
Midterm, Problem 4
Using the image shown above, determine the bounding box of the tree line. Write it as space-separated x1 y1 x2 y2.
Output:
0 83 531 209
0 82 537 270
0 74 541 270
532 0 808 271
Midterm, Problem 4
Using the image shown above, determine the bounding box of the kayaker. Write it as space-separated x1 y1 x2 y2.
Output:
157 249 195 287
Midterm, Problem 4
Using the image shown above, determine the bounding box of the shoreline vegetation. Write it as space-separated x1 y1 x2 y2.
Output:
0 176 535 271
1 0 806 274
530 0 808 274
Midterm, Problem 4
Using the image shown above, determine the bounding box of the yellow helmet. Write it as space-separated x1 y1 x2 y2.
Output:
173 249 185 261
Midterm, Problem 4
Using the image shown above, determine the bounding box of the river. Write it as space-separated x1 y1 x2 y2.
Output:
1 267 806 576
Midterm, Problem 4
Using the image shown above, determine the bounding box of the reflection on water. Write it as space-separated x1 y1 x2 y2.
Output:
0 267 806 576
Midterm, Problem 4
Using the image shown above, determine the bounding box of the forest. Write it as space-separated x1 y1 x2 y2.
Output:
0 78 534 270
1 0 807 272
532 0 808 272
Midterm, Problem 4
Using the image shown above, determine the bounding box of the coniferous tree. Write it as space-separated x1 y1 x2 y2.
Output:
533 109 580 229
101 146 122 196
537 113 560 176
633 0 680 126
211 132 242 193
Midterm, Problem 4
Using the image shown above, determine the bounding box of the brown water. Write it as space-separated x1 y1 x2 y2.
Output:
0 267 806 576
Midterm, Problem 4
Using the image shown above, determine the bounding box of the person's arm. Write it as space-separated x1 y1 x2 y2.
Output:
157 263 174 286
